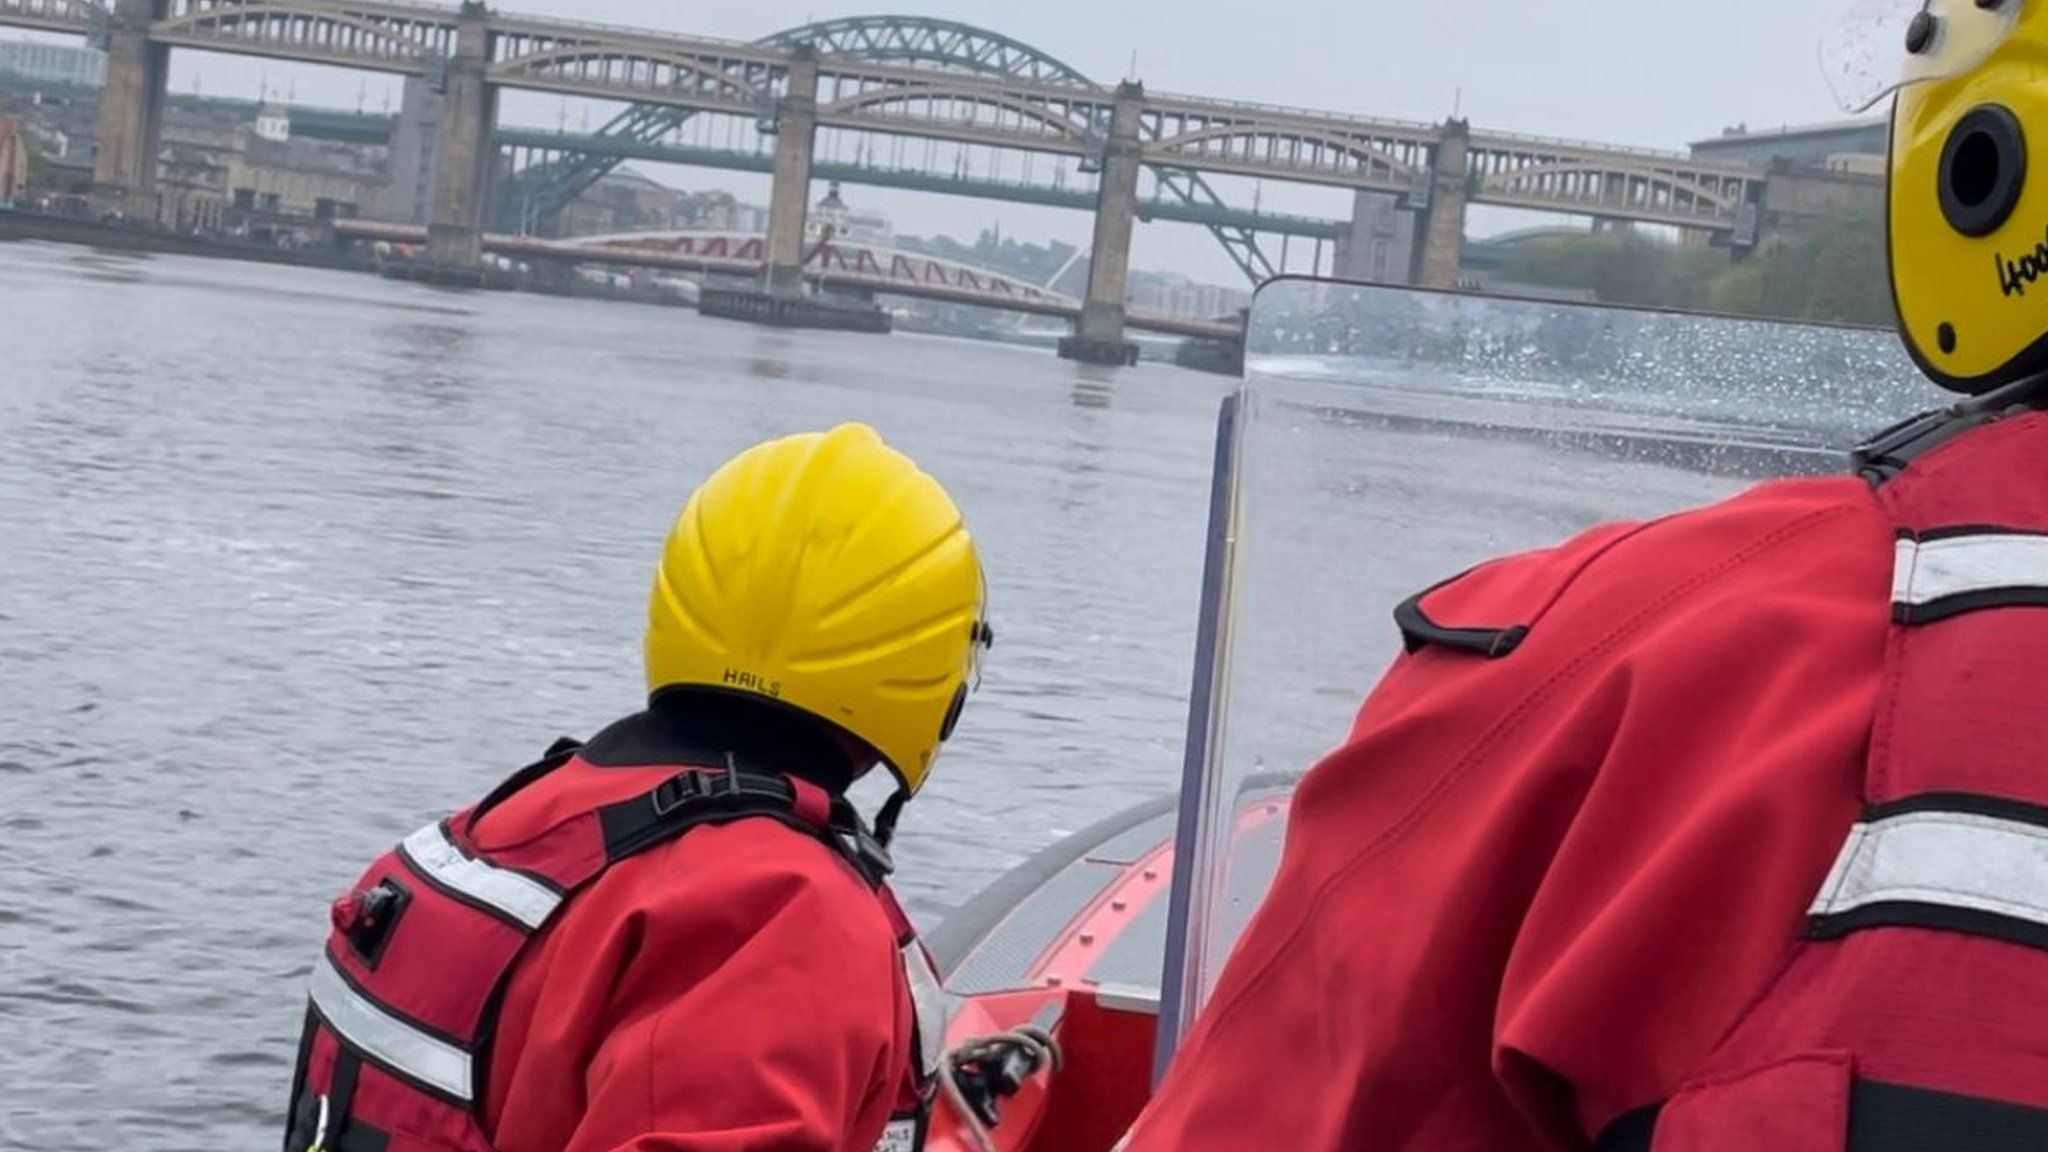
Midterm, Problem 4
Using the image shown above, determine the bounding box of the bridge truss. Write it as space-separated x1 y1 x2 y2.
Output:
0 0 103 36
501 15 1284 285
0 0 1768 274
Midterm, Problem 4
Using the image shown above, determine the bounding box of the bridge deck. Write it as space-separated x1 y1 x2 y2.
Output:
0 0 1767 233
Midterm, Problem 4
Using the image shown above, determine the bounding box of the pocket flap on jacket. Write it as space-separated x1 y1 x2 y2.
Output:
1651 1054 1852 1152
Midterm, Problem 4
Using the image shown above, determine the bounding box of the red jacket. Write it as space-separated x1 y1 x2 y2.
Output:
1126 468 1899 1150
473 758 919 1152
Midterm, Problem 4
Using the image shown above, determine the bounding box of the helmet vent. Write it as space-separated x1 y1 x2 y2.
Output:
1940 105 2028 238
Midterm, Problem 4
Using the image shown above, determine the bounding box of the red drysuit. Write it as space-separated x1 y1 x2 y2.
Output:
284 710 935 1152
476 761 923 1152
1128 409 2048 1151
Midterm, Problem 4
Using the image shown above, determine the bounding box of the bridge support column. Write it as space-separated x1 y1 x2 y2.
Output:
764 47 820 297
1410 118 1471 291
424 1 496 281
1334 191 1414 283
92 0 167 223
1060 80 1144 367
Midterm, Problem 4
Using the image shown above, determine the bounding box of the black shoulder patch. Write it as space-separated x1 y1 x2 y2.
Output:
1394 580 1530 659
1388 520 1654 660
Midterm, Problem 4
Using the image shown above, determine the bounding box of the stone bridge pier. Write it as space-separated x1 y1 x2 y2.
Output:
763 46 820 297
91 0 168 221
1409 118 1471 290
1059 80 1144 366
424 0 496 278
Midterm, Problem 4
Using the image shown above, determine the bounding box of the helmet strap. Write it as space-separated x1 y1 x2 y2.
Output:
874 787 910 850
1969 368 2048 415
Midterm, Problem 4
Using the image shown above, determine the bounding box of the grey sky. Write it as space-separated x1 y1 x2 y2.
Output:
12 0 1864 282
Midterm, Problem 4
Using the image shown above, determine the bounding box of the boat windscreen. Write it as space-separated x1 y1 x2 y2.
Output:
1153 276 1937 1074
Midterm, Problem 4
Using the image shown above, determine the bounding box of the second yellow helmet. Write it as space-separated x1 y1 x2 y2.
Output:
1870 0 2046 392
646 424 988 795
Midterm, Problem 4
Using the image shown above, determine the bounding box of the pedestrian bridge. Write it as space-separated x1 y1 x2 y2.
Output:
578 229 1081 310
331 221 1236 338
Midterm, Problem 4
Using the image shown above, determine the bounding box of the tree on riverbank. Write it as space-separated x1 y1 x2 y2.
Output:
1498 210 1893 328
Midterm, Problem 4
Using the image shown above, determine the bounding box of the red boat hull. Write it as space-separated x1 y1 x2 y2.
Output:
924 789 1291 1152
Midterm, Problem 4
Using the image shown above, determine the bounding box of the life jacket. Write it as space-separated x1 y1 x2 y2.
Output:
1598 406 2048 1149
281 742 943 1152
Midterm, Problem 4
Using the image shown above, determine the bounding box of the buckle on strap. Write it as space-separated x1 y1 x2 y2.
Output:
651 770 711 817
837 813 896 885
649 767 791 817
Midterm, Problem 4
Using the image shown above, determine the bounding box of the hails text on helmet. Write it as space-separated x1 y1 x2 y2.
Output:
722 668 783 699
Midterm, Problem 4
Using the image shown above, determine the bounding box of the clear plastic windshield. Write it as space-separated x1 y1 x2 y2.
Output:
1154 279 1938 1069
1821 0 2021 114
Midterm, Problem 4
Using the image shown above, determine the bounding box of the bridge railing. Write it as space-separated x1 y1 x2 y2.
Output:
0 0 104 27
208 0 457 22
1468 128 1768 177
486 10 768 52
1146 89 1440 135
1471 128 1691 161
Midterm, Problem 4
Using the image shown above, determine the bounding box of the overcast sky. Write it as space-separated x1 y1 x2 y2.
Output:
12 0 1865 283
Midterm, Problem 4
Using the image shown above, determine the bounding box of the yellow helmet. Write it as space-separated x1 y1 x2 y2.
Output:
1842 0 2046 392
645 424 988 795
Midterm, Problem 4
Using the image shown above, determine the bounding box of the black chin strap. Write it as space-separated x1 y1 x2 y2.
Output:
873 788 910 850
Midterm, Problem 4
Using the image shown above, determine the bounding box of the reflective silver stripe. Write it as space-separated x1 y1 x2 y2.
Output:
871 1119 919 1152
1811 810 2048 926
1893 534 2048 608
400 822 562 931
902 942 948 1079
308 955 473 1101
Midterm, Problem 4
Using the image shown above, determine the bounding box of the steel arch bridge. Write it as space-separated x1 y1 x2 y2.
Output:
0 0 1766 285
499 14 1283 284
759 17 1091 85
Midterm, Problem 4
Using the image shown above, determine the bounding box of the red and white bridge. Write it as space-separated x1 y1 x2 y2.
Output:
586 229 1076 306
332 221 1237 339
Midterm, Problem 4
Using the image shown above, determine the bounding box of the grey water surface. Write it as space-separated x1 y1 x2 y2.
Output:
0 245 1944 1149
0 243 1228 1150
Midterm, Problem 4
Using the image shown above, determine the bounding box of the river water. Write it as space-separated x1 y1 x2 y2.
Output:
0 244 1944 1150
0 242 1231 1150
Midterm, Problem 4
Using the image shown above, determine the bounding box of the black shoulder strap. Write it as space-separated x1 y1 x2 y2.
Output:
1852 405 2002 486
594 767 895 887
1596 1082 2048 1152
1853 375 2048 487
464 737 586 829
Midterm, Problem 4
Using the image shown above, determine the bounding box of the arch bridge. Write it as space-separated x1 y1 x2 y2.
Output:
330 219 1232 337
0 0 1768 361
583 229 1084 312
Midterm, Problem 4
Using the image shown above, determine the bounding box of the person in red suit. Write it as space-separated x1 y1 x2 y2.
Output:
1128 6 2048 1149
282 424 989 1152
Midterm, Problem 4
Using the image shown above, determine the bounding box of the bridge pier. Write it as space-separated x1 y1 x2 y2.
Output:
1410 118 1472 291
1059 80 1144 367
764 46 820 297
91 0 167 222
1334 191 1414 283
424 1 496 281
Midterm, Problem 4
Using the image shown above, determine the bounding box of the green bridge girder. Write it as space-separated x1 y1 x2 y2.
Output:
493 129 1345 241
278 110 1344 241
